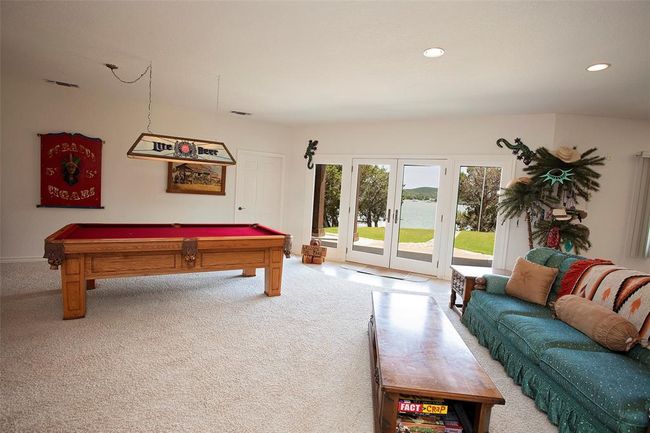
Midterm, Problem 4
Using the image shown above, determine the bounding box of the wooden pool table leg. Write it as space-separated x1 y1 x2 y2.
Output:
242 268 256 277
86 279 96 290
60 254 87 319
264 248 284 297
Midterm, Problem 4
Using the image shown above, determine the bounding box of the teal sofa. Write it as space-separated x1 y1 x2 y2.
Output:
462 247 650 433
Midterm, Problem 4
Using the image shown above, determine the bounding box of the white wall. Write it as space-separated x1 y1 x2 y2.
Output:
0 72 293 260
285 113 650 273
553 114 650 271
3 70 649 273
284 114 558 272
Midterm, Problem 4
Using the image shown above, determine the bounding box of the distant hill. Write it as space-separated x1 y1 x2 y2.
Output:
402 187 438 201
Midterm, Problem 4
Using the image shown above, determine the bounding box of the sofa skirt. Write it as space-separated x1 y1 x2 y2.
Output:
462 302 613 433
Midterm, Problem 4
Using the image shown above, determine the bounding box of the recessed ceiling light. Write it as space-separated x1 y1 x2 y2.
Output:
423 47 445 58
586 63 611 72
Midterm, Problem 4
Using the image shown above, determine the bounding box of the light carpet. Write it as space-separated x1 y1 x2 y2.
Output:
338 263 429 282
1 259 557 433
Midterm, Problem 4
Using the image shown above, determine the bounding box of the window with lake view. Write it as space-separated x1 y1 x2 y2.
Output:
452 166 502 267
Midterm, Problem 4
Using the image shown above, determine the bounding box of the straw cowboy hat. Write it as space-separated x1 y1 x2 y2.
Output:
505 176 532 189
552 146 581 163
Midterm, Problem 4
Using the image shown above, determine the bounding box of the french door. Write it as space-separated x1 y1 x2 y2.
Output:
346 159 449 275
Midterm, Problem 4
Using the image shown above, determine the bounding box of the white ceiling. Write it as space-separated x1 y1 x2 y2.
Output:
2 1 649 124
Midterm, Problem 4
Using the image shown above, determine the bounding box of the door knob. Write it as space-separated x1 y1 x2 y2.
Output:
238 206 245 210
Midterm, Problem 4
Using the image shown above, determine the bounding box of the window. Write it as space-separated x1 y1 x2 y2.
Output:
452 166 502 267
311 164 343 248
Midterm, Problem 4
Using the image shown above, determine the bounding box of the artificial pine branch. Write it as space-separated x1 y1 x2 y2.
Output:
497 143 604 253
524 147 605 201
497 181 557 249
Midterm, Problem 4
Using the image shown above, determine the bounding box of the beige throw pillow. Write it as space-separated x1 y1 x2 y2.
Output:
555 295 639 352
505 257 558 305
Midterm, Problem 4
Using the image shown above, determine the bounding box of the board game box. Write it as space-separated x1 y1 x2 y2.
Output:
396 397 464 433
398 398 448 415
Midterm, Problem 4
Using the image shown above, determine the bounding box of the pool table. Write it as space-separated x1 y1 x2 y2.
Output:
44 223 292 319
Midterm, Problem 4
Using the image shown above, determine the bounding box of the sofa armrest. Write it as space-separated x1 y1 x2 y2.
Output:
476 274 509 295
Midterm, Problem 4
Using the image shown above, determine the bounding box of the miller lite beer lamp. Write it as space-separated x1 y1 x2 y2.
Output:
127 133 236 166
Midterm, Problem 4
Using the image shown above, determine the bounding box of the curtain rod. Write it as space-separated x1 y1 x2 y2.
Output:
636 152 650 158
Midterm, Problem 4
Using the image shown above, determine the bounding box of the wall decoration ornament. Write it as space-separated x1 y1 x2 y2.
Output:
497 141 605 253
304 139 318 169
166 162 226 195
38 132 103 209
564 239 574 252
496 137 535 165
546 226 561 249
541 168 574 185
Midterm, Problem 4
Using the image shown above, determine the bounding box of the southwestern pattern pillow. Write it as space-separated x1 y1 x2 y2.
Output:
559 260 650 348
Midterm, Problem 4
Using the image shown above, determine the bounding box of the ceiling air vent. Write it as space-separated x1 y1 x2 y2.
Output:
44 79 79 88
230 110 252 116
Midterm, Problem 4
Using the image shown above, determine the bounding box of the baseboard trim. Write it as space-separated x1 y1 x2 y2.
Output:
0 256 45 264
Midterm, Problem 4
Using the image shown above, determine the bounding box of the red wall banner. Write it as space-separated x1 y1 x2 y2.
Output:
39 132 103 208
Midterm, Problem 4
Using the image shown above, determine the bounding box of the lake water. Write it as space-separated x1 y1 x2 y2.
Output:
400 199 437 229
356 199 466 229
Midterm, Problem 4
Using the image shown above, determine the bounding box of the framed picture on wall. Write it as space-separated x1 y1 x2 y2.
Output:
166 162 226 195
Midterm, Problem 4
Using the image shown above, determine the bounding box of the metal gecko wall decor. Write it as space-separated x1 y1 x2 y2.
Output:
304 139 318 169
496 137 535 165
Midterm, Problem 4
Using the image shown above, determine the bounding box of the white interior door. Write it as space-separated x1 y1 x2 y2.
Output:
346 159 398 268
234 151 284 228
388 160 449 275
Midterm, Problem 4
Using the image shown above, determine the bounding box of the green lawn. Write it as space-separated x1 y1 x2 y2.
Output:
324 227 434 242
324 227 495 255
454 231 496 255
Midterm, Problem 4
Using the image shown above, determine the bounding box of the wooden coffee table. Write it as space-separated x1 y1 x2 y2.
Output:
368 291 505 433
450 265 511 316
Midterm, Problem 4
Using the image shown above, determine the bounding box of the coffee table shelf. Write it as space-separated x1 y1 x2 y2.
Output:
368 291 505 433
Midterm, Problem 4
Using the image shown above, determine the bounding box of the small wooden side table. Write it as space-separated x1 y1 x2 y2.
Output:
450 265 511 316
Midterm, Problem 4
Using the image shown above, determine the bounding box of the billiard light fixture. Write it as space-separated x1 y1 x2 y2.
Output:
586 63 611 72
107 63 236 166
423 47 445 58
127 133 236 166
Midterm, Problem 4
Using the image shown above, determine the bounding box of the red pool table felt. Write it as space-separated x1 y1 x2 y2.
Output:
55 223 286 240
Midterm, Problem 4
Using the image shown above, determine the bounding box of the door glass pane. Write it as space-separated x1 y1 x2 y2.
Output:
352 164 390 255
452 166 502 266
396 165 440 262
311 164 342 248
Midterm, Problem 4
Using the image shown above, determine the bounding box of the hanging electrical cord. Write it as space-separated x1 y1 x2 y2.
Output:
105 62 153 133
121 65 237 166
